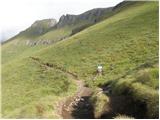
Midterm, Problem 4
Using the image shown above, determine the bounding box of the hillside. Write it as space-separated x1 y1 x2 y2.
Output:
2 1 159 119
3 7 113 46
1 7 114 65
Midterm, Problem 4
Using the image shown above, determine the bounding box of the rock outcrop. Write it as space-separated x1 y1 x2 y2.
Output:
20 19 57 37
31 19 57 28
26 39 52 46
56 7 113 28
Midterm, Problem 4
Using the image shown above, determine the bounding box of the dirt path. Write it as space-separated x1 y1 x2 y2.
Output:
30 56 93 119
30 56 158 119
60 79 93 119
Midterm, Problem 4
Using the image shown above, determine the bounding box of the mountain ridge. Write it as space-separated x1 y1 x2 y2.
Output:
2 3 119 44
3 1 141 45
55 7 113 28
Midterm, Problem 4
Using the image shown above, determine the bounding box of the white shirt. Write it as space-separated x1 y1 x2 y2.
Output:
97 65 102 72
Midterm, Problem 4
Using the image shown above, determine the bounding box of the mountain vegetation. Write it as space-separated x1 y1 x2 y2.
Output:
1 1 159 119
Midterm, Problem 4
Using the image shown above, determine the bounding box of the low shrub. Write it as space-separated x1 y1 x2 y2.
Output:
135 68 159 89
111 78 134 95
111 80 159 118
130 83 159 118
90 89 109 118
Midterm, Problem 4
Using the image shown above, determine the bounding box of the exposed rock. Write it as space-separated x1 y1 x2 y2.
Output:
25 39 52 46
31 19 57 28
56 7 113 28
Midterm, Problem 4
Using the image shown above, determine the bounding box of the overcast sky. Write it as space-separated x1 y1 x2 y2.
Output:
0 0 123 41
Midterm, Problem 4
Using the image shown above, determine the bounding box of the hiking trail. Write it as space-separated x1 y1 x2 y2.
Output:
30 56 93 119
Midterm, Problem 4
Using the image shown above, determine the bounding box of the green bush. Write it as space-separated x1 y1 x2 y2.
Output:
111 79 159 118
111 78 134 95
135 68 159 89
90 89 109 118
130 83 159 118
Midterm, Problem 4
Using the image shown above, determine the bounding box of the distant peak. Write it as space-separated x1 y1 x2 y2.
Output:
31 18 57 28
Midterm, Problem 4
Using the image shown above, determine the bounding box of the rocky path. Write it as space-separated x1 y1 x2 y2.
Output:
30 56 93 119
60 77 93 119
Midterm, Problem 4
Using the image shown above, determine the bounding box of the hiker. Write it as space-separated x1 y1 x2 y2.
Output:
97 64 103 75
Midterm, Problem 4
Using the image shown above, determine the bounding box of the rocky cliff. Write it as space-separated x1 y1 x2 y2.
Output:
56 7 113 28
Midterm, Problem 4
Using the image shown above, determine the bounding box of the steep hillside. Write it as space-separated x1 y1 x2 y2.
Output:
2 6 114 65
4 7 113 46
2 1 141 65
36 1 158 87
33 7 114 44
1 1 141 65
6 19 57 42
30 1 159 118
2 1 159 119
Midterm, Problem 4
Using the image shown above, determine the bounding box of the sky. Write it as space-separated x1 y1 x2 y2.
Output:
0 0 123 42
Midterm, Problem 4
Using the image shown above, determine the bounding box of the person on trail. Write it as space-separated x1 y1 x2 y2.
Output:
97 64 103 75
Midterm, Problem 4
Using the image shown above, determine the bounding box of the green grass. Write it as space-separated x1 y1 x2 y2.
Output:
38 27 71 42
110 64 159 118
111 79 158 118
135 67 159 89
2 41 45 65
131 83 158 118
2 1 159 118
34 2 158 118
91 90 109 118
2 58 76 118
35 1 158 86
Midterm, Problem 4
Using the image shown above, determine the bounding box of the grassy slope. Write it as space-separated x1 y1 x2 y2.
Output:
1 2 121 65
2 21 90 65
2 40 44 65
36 1 158 86
2 57 77 118
1 4 117 65
2 1 159 118
37 27 71 42
34 2 158 118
